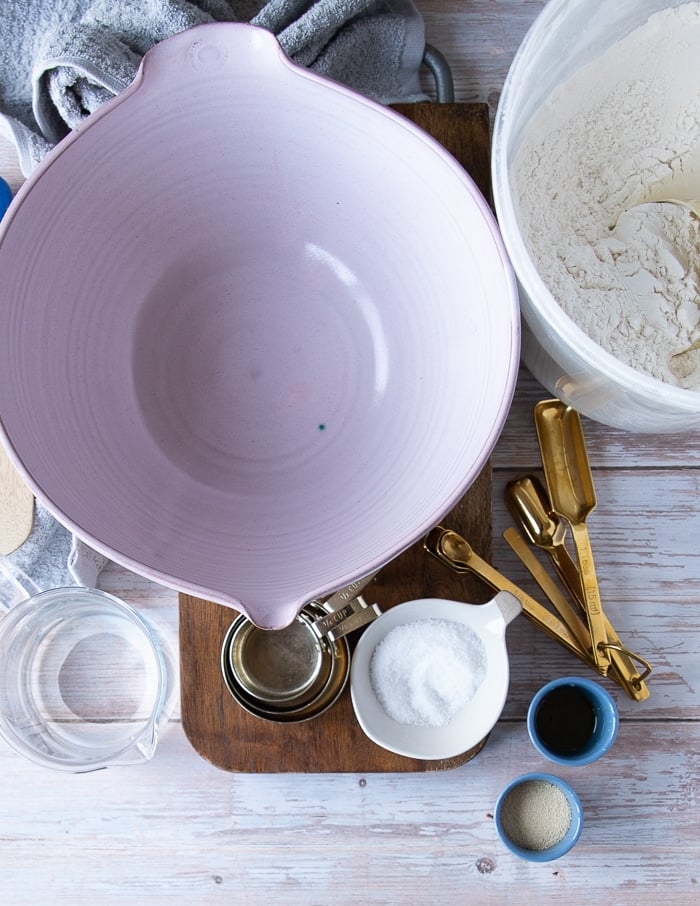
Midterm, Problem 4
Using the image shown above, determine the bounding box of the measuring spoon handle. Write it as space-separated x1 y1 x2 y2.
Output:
424 527 595 667
545 544 650 700
570 522 610 674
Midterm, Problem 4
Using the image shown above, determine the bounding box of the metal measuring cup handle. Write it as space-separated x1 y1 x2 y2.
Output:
310 571 382 643
312 596 382 643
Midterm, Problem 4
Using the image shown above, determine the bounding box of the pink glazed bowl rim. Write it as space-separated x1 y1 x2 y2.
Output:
0 24 519 627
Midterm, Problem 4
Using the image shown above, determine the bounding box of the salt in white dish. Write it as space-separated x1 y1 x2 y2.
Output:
350 592 522 760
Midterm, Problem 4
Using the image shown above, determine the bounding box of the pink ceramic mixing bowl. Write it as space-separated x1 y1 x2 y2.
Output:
0 24 519 627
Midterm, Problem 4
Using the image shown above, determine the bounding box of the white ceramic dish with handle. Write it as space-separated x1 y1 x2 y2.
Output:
0 24 519 628
350 592 522 760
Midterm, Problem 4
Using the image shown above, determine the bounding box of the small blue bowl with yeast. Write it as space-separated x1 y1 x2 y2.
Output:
494 772 583 862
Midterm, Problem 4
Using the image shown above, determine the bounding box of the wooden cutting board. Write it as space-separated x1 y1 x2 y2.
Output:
179 103 494 773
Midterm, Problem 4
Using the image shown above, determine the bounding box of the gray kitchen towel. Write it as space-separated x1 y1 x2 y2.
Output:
1 0 427 175
7 502 108 590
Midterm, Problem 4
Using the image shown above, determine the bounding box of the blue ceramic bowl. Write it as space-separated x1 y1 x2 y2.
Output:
494 772 583 862
527 676 619 766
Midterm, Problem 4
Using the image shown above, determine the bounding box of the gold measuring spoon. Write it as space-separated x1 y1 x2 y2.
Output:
533 400 610 675
502 526 592 655
506 476 651 698
423 526 595 669
502 524 651 701
505 475 583 605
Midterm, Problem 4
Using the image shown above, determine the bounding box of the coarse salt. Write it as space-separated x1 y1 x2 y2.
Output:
369 618 486 727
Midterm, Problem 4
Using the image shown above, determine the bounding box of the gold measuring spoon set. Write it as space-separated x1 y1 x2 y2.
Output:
424 399 652 701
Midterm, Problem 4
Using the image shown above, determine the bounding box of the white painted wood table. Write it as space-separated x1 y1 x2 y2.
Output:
1 2 698 903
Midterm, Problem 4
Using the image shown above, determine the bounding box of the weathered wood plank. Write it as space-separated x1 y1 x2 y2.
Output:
0 723 697 904
494 368 700 470
422 0 547 108
430 467 700 718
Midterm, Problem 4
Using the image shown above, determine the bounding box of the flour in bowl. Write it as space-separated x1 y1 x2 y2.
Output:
513 2 700 390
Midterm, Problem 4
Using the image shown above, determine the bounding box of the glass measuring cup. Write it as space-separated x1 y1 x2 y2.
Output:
0 557 172 772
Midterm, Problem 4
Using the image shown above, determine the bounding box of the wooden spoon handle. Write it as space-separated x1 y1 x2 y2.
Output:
0 446 33 555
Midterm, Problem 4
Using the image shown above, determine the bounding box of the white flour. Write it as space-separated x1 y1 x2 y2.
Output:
513 2 700 390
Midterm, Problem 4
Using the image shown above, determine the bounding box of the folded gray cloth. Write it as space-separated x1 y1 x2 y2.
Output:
7 502 109 590
0 0 426 590
1 0 427 175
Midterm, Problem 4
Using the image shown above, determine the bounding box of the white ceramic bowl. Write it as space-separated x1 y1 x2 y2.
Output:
0 24 519 628
492 0 700 432
350 593 521 760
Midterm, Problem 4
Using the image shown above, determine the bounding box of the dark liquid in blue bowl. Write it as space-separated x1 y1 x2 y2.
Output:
534 685 596 754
